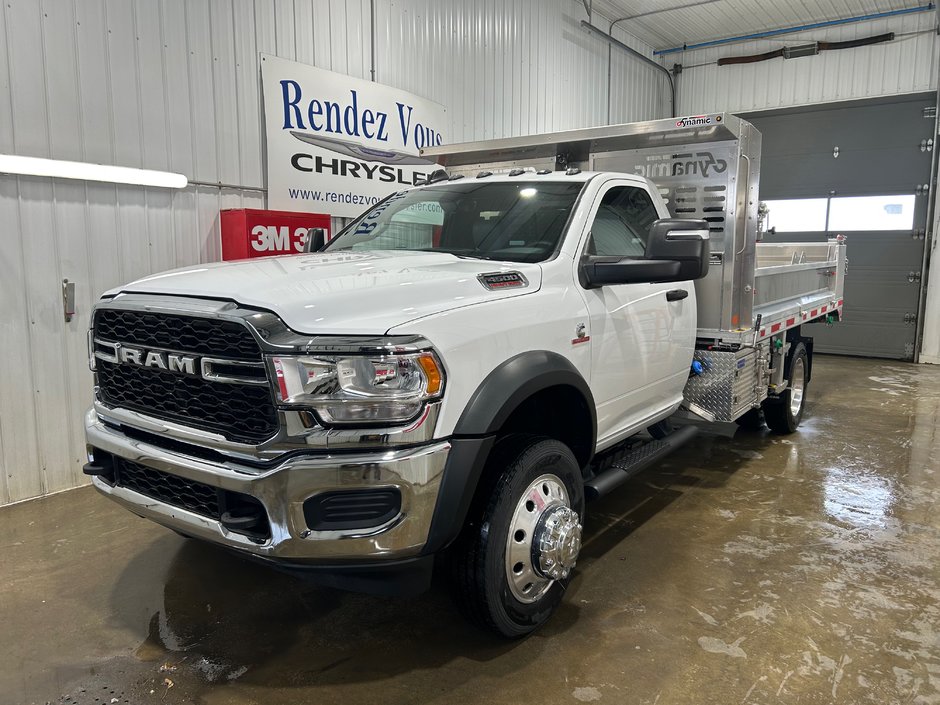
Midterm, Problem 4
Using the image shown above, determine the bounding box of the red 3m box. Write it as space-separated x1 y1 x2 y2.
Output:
220 208 332 260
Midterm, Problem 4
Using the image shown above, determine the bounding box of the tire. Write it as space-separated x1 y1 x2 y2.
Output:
451 436 585 638
763 342 809 434
735 407 765 430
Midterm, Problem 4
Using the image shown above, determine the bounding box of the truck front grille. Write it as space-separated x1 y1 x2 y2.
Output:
93 308 279 444
95 309 262 361
114 457 270 539
118 457 221 517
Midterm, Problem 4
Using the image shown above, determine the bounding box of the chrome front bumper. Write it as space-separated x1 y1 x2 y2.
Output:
85 408 450 562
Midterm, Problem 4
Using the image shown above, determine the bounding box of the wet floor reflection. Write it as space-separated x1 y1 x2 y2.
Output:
5 355 940 705
823 466 896 530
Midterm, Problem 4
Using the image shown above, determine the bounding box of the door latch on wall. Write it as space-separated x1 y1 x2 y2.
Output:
62 279 75 323
921 138 934 153
903 312 918 325
908 271 922 283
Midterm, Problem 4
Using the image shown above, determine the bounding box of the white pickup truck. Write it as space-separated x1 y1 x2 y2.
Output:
83 115 846 637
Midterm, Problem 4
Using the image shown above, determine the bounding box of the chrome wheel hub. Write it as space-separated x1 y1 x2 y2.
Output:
790 356 805 417
535 505 582 580
505 474 582 604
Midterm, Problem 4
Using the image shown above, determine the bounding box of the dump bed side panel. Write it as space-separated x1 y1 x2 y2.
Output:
589 125 760 338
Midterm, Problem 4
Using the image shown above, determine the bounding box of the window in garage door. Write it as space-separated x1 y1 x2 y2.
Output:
765 194 917 233
763 198 828 232
828 195 916 231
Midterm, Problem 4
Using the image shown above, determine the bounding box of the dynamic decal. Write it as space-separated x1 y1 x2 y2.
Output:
675 114 721 128
633 151 728 180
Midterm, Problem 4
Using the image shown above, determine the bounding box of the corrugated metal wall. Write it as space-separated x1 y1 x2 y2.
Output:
674 11 938 115
0 0 666 505
376 0 668 138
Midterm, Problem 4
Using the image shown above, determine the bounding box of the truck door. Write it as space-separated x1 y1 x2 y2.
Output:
578 182 696 449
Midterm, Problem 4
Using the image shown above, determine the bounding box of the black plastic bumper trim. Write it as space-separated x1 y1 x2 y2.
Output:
236 552 436 597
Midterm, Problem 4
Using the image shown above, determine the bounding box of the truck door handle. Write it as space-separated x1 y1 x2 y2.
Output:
666 289 688 302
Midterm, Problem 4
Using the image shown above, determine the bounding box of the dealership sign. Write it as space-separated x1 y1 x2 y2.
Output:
261 54 447 218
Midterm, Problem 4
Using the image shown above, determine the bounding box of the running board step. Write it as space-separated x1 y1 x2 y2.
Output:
585 424 698 500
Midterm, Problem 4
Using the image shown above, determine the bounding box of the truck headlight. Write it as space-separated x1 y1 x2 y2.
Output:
269 351 444 424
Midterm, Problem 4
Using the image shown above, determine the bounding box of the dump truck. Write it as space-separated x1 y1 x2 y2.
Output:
83 114 845 637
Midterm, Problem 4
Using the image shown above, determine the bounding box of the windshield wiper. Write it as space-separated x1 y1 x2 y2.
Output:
451 252 495 261
411 248 496 261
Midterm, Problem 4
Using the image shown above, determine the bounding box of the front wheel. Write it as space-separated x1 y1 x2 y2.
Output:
763 342 809 434
451 436 584 638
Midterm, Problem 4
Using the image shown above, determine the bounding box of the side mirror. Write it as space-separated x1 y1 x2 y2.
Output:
646 218 710 281
581 257 682 287
303 227 327 253
580 218 710 288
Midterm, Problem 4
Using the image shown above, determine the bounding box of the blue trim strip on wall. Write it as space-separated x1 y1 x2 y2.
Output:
653 4 936 56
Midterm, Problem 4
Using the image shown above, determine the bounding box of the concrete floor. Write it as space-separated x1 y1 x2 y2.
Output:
2 355 940 705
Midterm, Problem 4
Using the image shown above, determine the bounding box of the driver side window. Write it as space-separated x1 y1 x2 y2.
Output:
586 186 658 257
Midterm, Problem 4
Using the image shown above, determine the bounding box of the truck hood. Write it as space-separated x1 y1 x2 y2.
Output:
112 251 542 334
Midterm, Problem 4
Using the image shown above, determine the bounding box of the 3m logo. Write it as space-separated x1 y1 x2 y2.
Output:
249 225 310 253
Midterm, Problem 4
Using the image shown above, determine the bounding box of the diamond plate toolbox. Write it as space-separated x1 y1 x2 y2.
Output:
683 348 762 422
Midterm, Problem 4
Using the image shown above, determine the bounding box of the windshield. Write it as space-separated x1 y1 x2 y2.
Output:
323 180 584 263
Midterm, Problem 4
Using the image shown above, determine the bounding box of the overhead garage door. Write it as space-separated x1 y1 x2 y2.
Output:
744 94 934 360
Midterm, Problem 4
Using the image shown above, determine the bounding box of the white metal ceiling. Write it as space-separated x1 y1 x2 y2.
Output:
589 0 933 51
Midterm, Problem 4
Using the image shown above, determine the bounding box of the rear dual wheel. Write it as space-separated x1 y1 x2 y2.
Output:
763 342 809 434
452 436 584 638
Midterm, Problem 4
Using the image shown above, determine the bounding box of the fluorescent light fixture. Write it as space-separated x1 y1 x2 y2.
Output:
519 187 538 198
0 154 188 188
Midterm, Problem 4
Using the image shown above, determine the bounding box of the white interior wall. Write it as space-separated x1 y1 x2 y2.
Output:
0 0 666 505
671 11 938 115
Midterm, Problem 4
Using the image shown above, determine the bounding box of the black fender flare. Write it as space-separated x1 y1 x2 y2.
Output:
452 350 597 440
422 350 596 554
